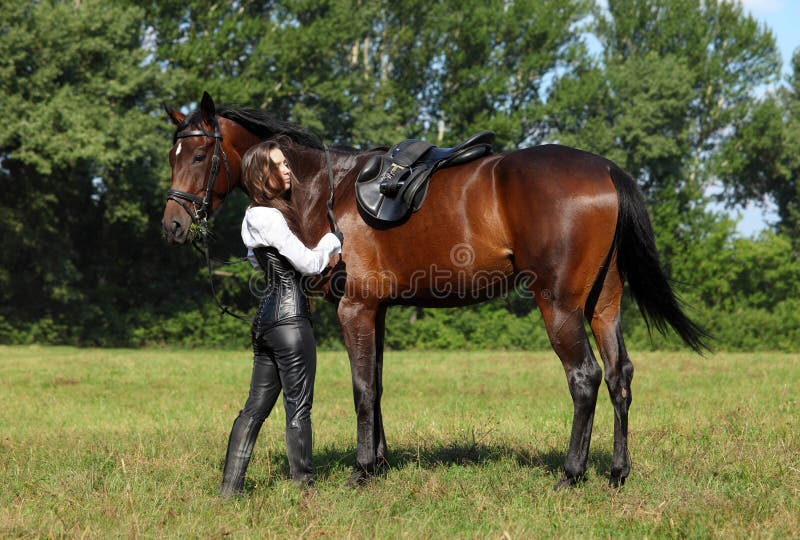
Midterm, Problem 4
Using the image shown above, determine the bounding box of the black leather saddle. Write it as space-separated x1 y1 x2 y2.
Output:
355 131 495 224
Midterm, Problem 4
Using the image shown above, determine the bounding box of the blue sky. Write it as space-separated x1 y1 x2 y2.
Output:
731 0 799 235
742 0 800 77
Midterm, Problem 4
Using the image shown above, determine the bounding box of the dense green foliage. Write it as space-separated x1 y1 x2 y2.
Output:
1 0 798 350
2 347 799 536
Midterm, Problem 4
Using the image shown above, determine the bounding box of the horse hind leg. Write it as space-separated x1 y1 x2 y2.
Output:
536 292 603 490
588 264 634 488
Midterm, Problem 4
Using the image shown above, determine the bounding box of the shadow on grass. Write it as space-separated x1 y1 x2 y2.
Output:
244 440 614 488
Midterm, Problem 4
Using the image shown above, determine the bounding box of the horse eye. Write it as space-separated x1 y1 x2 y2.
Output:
193 154 206 163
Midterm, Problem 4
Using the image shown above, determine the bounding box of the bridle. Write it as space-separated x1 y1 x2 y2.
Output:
166 121 232 225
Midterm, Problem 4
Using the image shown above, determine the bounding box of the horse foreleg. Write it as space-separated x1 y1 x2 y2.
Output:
375 304 388 465
337 297 384 486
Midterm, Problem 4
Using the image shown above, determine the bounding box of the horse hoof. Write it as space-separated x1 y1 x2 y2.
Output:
345 468 370 488
608 475 627 489
553 476 577 491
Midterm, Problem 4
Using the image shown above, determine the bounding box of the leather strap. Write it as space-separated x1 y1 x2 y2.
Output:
324 145 341 238
176 129 221 140
380 141 433 196
391 140 433 166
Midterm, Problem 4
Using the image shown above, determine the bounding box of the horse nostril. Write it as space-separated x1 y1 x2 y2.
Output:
171 220 182 235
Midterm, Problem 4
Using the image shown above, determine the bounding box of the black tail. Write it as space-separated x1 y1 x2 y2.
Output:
608 165 710 353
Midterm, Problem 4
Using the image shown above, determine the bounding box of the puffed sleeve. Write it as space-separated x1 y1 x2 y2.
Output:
241 207 342 275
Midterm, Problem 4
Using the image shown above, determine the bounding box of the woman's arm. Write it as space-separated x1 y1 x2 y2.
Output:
242 207 341 275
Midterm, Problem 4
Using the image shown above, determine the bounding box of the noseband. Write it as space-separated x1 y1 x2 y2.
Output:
166 126 232 224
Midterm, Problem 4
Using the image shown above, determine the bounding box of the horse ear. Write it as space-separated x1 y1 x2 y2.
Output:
163 102 185 126
200 91 216 127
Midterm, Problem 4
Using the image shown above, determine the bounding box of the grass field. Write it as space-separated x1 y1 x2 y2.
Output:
1 346 798 538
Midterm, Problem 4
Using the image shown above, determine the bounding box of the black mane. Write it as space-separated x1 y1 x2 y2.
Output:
178 106 325 150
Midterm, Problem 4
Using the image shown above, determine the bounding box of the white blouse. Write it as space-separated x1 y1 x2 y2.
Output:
241 206 342 275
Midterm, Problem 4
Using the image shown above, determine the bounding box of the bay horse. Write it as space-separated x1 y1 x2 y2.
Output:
162 92 706 489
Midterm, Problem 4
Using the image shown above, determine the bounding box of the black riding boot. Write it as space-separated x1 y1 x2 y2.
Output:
285 419 313 487
220 414 263 498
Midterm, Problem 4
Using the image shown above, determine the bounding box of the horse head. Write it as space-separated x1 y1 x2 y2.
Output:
162 92 255 244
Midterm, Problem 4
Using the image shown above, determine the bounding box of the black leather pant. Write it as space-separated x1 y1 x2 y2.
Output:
220 317 316 495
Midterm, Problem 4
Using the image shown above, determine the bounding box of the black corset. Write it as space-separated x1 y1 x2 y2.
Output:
251 247 311 335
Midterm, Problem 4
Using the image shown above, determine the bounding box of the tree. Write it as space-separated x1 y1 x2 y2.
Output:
0 0 194 343
144 0 592 148
716 49 800 239
549 0 779 190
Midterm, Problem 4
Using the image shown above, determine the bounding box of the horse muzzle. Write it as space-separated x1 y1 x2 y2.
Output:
162 202 192 245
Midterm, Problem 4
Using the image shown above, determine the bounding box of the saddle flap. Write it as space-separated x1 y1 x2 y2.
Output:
355 155 417 222
355 155 392 216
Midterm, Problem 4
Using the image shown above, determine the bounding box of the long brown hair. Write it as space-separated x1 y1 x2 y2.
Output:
241 140 304 239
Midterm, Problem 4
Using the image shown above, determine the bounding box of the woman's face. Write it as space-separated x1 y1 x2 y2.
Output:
268 148 291 193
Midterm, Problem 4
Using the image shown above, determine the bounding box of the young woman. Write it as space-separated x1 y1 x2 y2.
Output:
219 140 342 496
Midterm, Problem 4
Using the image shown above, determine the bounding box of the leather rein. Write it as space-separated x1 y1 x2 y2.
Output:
167 119 340 322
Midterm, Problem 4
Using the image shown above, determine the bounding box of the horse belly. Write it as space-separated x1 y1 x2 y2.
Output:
388 250 515 307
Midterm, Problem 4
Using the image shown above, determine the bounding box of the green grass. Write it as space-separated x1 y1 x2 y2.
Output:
1 346 798 538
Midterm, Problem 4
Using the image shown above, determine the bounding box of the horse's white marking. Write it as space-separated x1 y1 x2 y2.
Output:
176 142 183 156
